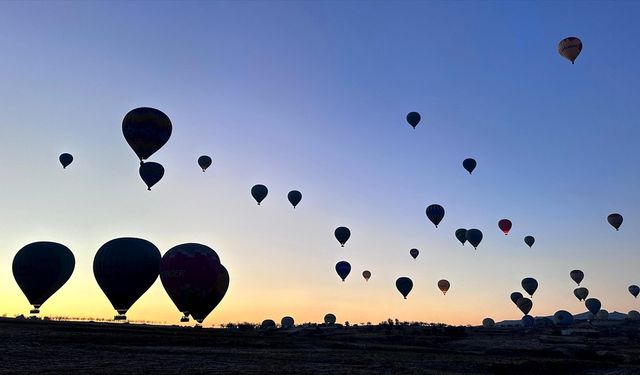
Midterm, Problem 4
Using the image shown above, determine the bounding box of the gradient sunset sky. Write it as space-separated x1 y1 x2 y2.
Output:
1 1 639 326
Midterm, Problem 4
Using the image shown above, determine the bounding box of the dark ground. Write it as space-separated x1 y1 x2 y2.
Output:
1 318 640 374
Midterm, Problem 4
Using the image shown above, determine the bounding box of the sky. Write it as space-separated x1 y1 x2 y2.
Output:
1 1 640 326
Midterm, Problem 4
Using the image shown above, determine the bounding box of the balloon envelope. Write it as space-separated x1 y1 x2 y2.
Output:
409 248 419 259
426 204 445 228
498 219 512 235
607 213 623 231
585 298 601 316
261 319 276 329
521 277 538 297
570 270 584 285
574 287 589 301
629 285 640 298
197 155 212 172
558 37 582 64
362 270 371 281
396 277 413 299
554 310 574 327
324 313 336 325
335 261 351 281
596 309 609 320
13 242 75 309
629 310 640 321
122 107 172 161
524 236 535 248
466 229 483 249
455 229 467 245
334 227 351 247
510 292 523 305
139 162 164 190
287 190 302 208
59 153 73 169
516 297 533 315
251 184 268 205
281 316 295 329
521 314 534 327
190 264 229 323
406 112 421 128
462 158 476 174
482 318 495 328
438 279 450 295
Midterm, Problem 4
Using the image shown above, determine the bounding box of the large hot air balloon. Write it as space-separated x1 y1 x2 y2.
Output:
629 285 640 298
437 279 450 295
251 184 268 205
455 229 467 245
139 162 164 190
570 270 584 285
93 238 161 320
335 261 351 281
426 204 444 228
362 270 371 282
287 190 302 209
198 155 212 172
281 316 295 329
324 313 336 325
554 310 574 327
516 297 532 315
396 277 413 299
510 292 523 305
607 213 623 231
466 229 483 249
558 37 582 64
406 112 421 129
409 248 419 259
13 242 75 314
462 158 476 174
122 107 172 162
190 264 229 324
498 219 512 235
160 243 223 323
482 318 495 328
334 227 351 247
521 277 538 297
59 153 73 169
524 236 535 248
574 287 589 301
585 298 601 316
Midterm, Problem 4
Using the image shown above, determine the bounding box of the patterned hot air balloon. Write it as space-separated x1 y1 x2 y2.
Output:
426 204 445 228
498 219 512 235
558 37 582 64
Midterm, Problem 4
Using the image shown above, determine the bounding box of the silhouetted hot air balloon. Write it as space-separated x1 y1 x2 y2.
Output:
437 279 450 295
554 310 574 327
516 297 532 315
287 190 302 209
426 204 444 228
59 153 73 169
324 313 336 325
455 229 467 245
335 261 351 281
462 158 476 174
510 292 523 305
122 107 172 162
13 242 75 314
406 112 421 129
198 155 212 172
261 319 276 329
521 277 538 297
281 316 295 329
93 238 161 320
498 219 512 235
558 37 582 64
629 310 640 320
466 229 483 249
409 248 419 259
160 243 223 323
570 270 584 285
607 213 623 231
334 227 351 247
524 236 535 248
251 184 268 205
574 287 589 301
190 264 229 324
396 277 413 299
362 270 371 282
139 162 164 190
482 318 495 328
629 285 640 298
521 314 534 327
585 298 601 316
596 309 609 320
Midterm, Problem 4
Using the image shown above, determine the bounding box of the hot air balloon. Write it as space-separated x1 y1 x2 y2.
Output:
261 319 276 329
558 37 582 64
454 229 467 245
190 264 229 324
516 297 532 315
524 236 535 248
160 243 223 323
13 242 75 314
287 190 302 209
59 153 73 169
197 155 212 172
281 316 295 329
426 204 444 228
334 227 351 247
466 229 483 249
554 310 574 327
629 285 640 298
585 298 601 316
462 158 476 174
406 112 420 129
498 219 512 235
362 270 371 282
437 279 450 295
324 313 336 325
335 261 351 281
521 277 538 297
596 309 609 320
122 107 172 162
251 184 268 205
396 277 413 299
521 315 535 327
139 162 164 190
482 318 495 328
93 238 161 320
570 270 584 285
574 287 589 301
628 310 640 321
510 292 523 305
607 213 623 231
409 248 419 259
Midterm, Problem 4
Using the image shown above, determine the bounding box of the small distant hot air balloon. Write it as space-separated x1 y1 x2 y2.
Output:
554 310 574 327
454 229 467 246
324 313 336 325
287 190 302 209
498 219 512 235
596 309 609 320
122 107 172 162
521 277 538 297
462 158 476 174
261 319 276 329
396 277 413 299
574 287 589 301
558 37 582 64
570 270 584 286
409 248 419 259
281 316 295 329
335 261 351 281
516 297 533 315
334 227 351 247
198 155 212 172
406 112 421 129
585 298 601 316
437 279 450 295
139 162 164 190
629 310 640 320
524 236 535 248
510 292 523 305
426 204 445 228
59 153 73 169
482 318 495 328
607 213 623 231
629 285 640 298
251 184 268 205
466 229 483 249
362 270 371 282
